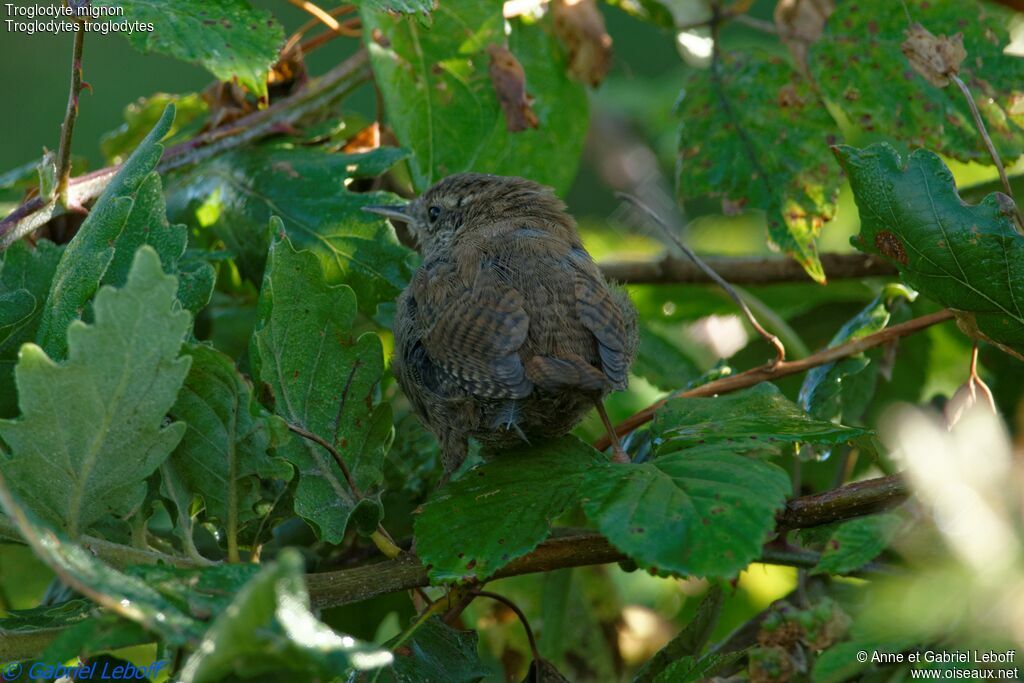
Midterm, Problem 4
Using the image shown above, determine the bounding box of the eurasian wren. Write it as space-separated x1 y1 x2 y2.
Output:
365 173 638 478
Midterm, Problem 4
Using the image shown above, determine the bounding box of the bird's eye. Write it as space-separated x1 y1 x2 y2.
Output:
428 206 441 222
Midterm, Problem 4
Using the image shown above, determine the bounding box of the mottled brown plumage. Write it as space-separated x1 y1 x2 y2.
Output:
365 173 638 476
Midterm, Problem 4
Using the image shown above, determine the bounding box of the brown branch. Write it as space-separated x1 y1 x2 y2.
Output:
776 474 907 529
594 309 955 451
305 475 906 610
599 252 897 285
0 49 371 251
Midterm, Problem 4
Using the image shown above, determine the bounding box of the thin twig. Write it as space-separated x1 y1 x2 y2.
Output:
472 590 542 664
300 18 362 53
594 309 955 450
951 75 1014 201
967 342 997 413
0 49 371 251
287 0 344 31
55 17 86 206
617 192 786 364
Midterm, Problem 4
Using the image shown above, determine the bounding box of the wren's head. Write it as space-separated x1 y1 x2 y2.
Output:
363 173 574 256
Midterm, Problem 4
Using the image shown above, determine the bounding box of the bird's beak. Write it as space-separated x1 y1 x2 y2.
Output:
362 203 410 222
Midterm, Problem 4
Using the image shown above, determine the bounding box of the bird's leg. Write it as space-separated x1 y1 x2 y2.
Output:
594 399 629 464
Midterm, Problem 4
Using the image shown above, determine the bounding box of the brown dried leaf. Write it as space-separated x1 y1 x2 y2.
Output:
487 44 539 133
552 0 612 88
774 0 834 76
901 22 966 88
201 80 255 130
342 122 382 154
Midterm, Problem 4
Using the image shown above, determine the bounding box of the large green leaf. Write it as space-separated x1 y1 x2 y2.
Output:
0 247 191 537
579 383 870 577
811 0 1024 163
93 0 284 98
580 448 791 577
809 513 902 576
37 104 213 359
652 383 870 454
178 549 392 683
837 143 1024 359
415 436 602 583
251 232 391 543
677 51 842 283
799 285 915 427
0 479 203 646
165 144 412 315
0 240 62 418
374 617 488 683
167 345 292 556
362 1 588 194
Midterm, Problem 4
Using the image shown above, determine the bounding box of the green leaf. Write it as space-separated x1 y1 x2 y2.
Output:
653 653 744 683
362 2 588 194
653 383 870 454
0 240 63 418
251 232 391 543
178 549 392 683
581 448 791 577
415 436 602 583
101 93 209 165
165 144 412 314
677 51 842 283
93 0 284 98
0 247 191 537
375 617 488 683
167 345 292 554
633 322 700 391
42 615 150 665
125 562 260 619
837 143 1024 359
811 513 901 576
811 0 1024 163
799 285 915 425
37 104 213 359
0 482 203 646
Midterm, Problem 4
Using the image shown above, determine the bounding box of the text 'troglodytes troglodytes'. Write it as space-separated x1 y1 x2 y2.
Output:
365 173 638 479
